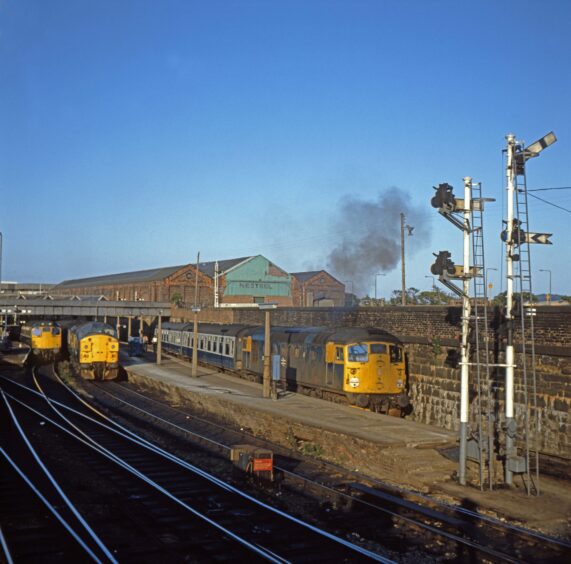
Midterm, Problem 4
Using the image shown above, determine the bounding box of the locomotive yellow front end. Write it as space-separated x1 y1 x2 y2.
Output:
21 322 62 363
79 333 119 380
339 341 408 412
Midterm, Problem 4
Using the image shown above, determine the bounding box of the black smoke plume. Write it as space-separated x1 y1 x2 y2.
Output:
327 188 431 296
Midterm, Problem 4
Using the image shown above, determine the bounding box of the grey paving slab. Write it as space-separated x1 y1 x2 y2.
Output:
122 355 456 449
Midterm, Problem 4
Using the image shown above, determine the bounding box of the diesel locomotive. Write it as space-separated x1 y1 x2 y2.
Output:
159 323 409 412
20 321 62 364
68 321 119 380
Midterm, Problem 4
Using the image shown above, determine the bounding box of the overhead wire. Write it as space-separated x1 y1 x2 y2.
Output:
526 192 571 214
528 187 571 192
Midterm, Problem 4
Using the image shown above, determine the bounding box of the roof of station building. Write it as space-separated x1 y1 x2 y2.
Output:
291 270 343 284
57 265 187 288
193 257 253 278
56 257 256 289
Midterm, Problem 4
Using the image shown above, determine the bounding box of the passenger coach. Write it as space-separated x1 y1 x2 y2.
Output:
159 323 409 413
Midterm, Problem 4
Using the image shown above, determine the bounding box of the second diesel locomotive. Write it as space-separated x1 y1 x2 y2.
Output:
68 321 119 380
159 323 409 412
20 321 62 364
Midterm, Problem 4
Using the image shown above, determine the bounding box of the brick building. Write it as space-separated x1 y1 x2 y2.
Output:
53 264 211 304
291 270 345 307
53 255 294 307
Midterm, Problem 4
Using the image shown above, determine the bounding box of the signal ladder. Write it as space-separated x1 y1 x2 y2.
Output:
467 182 495 490
512 160 540 496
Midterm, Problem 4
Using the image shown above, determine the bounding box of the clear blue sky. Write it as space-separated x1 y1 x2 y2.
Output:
1 0 570 298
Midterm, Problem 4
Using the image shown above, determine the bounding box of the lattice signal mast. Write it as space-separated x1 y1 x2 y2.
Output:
503 131 556 493
430 178 494 486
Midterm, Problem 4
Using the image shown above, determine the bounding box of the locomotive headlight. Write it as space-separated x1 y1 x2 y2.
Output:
350 368 357 375
397 379 404 388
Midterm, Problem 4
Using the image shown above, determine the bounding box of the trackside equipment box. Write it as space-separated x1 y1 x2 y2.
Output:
230 444 274 482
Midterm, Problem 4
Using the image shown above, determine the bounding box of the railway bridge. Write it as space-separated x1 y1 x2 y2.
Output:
0 297 171 319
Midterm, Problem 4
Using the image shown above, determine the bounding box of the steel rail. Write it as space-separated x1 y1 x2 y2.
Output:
91 378 571 558
87 382 524 562
0 524 14 564
8 385 287 564
0 390 114 563
127 377 571 548
0 446 102 563
148 352 570 543
4 373 392 563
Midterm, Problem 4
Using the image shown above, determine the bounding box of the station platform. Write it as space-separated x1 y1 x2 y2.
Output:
120 351 457 489
118 352 571 537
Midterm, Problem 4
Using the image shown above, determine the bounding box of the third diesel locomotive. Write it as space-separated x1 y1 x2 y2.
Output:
67 321 119 380
159 323 409 412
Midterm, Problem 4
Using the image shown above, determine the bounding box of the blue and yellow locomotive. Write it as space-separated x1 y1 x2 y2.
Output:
159 323 408 412
20 321 62 364
68 322 119 380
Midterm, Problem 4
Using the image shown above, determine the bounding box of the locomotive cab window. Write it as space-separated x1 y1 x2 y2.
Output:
390 345 403 363
370 343 387 354
348 344 368 362
335 347 344 361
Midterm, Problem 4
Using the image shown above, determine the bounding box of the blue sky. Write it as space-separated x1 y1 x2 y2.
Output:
1 0 570 298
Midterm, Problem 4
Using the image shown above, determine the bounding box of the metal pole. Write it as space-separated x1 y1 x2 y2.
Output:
192 310 199 377
505 133 516 486
194 252 200 307
263 309 271 398
157 313 162 365
127 316 132 339
540 269 552 303
375 273 386 302
192 253 200 377
458 176 472 485
116 316 121 341
214 261 219 308
401 213 406 305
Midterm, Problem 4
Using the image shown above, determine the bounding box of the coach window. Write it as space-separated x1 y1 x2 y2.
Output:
225 342 230 355
335 347 344 361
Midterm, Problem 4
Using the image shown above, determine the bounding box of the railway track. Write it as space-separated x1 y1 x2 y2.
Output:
85 374 571 563
0 398 111 563
0 369 391 562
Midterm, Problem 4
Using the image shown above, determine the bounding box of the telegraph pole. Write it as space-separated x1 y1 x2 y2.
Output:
400 213 406 305
400 213 414 305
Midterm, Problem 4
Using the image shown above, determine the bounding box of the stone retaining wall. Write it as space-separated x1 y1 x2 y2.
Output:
174 305 570 458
